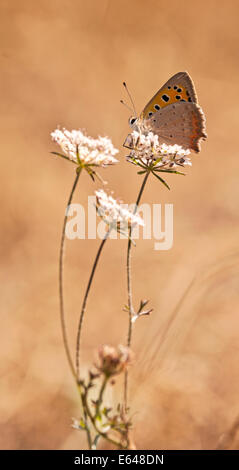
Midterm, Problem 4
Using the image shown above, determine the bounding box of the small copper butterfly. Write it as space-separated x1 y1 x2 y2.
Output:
124 72 207 152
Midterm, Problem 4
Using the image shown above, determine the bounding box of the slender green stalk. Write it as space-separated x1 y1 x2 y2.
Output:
59 170 82 380
81 385 127 449
83 407 92 449
124 172 150 410
76 231 110 380
95 376 108 419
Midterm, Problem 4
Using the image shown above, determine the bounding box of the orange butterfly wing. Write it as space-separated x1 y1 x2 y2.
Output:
141 71 198 119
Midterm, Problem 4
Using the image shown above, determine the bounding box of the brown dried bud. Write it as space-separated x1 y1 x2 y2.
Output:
96 344 133 377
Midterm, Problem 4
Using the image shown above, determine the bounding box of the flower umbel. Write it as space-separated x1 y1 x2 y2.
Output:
96 345 133 377
95 189 144 236
51 128 119 178
125 130 191 170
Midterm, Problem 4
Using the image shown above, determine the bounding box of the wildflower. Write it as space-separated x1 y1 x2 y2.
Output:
125 130 191 170
71 417 86 430
96 345 132 377
95 189 144 235
51 128 119 170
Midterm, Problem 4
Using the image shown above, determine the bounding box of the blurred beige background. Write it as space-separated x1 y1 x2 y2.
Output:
1 0 239 449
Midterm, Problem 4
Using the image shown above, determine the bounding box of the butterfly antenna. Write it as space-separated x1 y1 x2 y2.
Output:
120 99 134 114
123 81 137 116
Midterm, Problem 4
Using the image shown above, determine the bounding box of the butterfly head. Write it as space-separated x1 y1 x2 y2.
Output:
129 116 139 130
123 116 142 149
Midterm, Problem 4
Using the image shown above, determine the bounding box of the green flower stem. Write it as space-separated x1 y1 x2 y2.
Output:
76 230 110 381
124 172 150 411
80 383 127 449
95 376 108 419
59 169 82 380
83 407 92 449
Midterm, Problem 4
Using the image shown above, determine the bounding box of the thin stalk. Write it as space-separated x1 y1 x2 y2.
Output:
95 376 108 419
81 386 127 449
76 231 110 380
83 408 92 449
59 170 81 380
124 172 150 410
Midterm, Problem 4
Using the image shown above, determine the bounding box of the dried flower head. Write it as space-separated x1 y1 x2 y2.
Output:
125 130 191 170
51 128 119 167
95 189 144 234
96 345 133 377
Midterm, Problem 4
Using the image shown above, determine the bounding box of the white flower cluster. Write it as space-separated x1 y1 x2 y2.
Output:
51 128 119 166
95 189 144 231
125 131 191 169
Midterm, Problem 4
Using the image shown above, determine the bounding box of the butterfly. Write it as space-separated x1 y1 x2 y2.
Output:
124 71 207 153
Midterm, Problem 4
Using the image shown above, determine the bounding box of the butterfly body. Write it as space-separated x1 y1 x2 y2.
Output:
126 72 207 153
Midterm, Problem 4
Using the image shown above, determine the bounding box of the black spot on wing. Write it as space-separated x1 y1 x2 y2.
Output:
162 94 170 102
154 104 160 110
